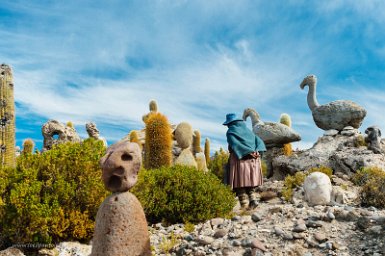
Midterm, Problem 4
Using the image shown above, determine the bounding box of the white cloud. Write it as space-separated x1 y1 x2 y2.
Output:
1 0 383 151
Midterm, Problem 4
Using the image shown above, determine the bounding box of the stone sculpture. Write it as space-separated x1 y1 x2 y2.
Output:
174 122 198 168
365 126 383 154
300 74 366 131
86 122 107 147
243 108 301 148
303 172 332 205
42 120 81 151
91 140 151 256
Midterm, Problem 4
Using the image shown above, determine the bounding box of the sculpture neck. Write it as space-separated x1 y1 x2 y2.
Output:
248 111 261 127
307 83 320 111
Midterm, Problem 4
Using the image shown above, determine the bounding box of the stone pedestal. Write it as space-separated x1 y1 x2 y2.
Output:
91 192 151 256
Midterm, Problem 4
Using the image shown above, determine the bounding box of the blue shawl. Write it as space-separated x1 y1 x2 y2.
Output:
226 121 266 159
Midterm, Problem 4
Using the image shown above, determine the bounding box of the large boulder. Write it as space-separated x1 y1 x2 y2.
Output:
303 172 332 205
175 148 198 168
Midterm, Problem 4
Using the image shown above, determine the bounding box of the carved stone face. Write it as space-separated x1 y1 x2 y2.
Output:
365 126 381 140
99 141 142 192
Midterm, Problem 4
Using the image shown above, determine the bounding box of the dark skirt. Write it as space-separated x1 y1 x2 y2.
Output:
228 153 263 189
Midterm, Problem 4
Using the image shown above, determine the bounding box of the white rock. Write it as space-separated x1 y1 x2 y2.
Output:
303 172 332 205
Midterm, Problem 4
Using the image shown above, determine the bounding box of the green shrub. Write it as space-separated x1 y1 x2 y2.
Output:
352 166 384 186
208 148 229 181
0 139 108 246
282 171 307 201
354 135 367 148
282 166 333 201
131 165 236 224
353 167 385 208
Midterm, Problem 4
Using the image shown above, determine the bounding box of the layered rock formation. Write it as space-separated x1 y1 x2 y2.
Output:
41 120 81 151
271 127 385 179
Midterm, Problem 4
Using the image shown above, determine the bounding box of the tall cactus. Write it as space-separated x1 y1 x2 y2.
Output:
280 113 293 156
204 138 210 166
0 64 15 167
144 112 173 169
192 130 202 154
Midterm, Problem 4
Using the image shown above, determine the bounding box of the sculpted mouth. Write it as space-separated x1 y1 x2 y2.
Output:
108 175 122 190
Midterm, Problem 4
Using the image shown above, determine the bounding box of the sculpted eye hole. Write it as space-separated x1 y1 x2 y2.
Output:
121 153 132 161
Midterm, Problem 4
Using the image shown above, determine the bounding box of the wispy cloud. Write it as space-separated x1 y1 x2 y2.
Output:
1 1 384 151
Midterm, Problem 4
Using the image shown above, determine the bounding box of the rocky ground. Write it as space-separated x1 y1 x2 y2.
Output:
1 176 384 256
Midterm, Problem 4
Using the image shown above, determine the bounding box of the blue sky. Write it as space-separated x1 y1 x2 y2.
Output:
1 0 385 152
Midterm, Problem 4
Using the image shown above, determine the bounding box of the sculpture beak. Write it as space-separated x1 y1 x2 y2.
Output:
299 80 307 89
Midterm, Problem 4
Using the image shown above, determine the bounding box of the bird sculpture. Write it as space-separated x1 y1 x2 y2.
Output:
300 75 366 131
243 108 301 148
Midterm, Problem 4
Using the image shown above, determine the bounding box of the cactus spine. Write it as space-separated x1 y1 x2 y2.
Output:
192 130 202 154
0 64 15 167
144 112 173 169
280 113 293 156
22 139 35 155
204 138 210 165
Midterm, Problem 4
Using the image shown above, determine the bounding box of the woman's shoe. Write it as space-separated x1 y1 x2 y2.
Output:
249 200 258 209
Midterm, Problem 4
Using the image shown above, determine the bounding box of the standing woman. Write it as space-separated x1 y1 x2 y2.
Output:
223 113 266 209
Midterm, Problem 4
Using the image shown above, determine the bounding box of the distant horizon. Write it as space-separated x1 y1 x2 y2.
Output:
1 1 384 153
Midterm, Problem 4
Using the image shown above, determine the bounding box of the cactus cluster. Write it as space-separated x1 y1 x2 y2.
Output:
144 112 173 169
0 64 15 167
280 113 293 156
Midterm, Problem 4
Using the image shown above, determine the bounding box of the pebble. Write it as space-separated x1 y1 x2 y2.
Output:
241 238 251 247
283 233 294 240
306 220 323 228
314 233 327 243
232 240 241 246
327 211 335 221
211 218 225 227
250 239 267 252
196 236 214 245
214 229 228 238
293 220 307 232
293 232 306 239
251 213 263 222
